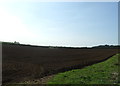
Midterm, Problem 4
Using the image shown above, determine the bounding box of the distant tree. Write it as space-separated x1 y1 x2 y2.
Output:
14 41 20 44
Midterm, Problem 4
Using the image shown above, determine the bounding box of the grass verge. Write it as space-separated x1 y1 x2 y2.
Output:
47 54 119 85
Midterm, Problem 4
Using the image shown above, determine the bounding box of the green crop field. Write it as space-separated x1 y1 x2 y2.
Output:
47 54 119 85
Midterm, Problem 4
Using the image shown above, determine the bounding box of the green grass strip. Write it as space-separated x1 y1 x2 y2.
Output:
47 54 119 85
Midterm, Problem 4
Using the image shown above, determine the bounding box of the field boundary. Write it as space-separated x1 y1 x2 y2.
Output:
11 54 119 85
47 54 119 85
39 54 117 78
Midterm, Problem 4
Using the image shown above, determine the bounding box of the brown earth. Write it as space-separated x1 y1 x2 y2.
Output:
2 44 118 84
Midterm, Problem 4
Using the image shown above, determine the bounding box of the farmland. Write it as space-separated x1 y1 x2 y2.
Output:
2 43 118 84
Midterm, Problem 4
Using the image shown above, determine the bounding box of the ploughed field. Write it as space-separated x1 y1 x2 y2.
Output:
2 43 118 84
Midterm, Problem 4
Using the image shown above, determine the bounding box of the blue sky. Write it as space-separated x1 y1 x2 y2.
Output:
0 2 118 47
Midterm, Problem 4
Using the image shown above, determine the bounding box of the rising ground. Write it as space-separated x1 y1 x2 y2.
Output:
2 43 118 84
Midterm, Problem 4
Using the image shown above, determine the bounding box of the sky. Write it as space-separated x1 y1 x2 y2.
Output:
0 1 118 47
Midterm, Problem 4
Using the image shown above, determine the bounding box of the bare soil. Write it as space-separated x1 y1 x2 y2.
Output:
2 43 118 84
